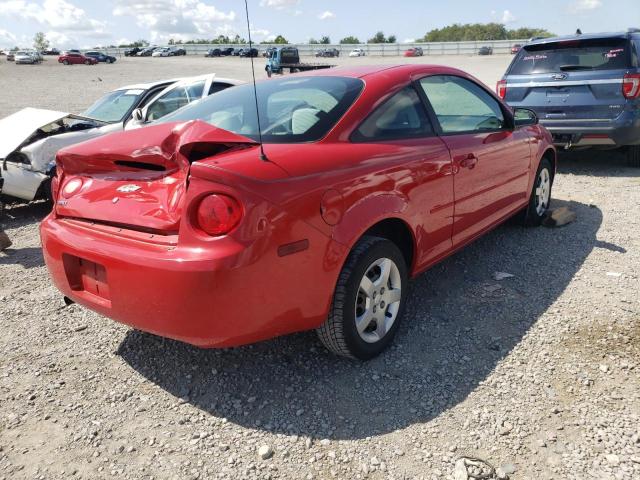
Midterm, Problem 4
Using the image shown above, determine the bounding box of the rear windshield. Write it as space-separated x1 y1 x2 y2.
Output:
509 38 631 75
157 76 364 143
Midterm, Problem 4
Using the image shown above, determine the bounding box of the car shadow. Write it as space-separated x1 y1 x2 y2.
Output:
0 247 44 268
1 199 51 227
558 149 640 178
117 198 602 440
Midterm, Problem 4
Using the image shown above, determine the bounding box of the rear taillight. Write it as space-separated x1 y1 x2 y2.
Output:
196 194 243 236
622 73 640 99
496 79 507 99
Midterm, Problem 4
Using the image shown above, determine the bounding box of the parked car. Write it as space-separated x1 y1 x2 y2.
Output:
58 52 97 65
0 75 241 203
84 51 117 63
221 47 235 56
14 51 38 64
262 47 276 58
240 47 259 57
124 47 141 56
168 46 186 56
498 29 640 166
316 48 340 58
404 47 423 57
137 47 157 57
152 47 171 57
6 52 15 61
232 48 243 56
205 48 221 57
511 44 522 54
41 65 555 360
42 48 61 55
349 48 366 57
478 46 493 55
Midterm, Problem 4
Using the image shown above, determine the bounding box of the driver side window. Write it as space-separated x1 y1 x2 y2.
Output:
147 81 205 121
419 75 505 134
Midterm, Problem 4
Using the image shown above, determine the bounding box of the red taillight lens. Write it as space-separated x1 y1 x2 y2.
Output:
622 73 640 99
496 79 507 99
196 194 243 236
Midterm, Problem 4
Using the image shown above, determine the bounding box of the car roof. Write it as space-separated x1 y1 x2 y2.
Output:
293 64 468 79
115 79 181 91
527 31 633 46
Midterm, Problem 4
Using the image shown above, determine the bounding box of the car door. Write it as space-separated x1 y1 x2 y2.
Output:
417 74 531 246
350 86 454 268
132 76 211 127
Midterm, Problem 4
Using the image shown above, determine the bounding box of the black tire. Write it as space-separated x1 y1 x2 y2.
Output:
520 157 554 226
63 60 69 65
627 145 640 168
317 236 409 360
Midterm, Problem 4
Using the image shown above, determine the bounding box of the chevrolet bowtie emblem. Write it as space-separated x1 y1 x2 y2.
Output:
117 184 141 193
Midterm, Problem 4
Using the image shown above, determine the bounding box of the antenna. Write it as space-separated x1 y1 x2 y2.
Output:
244 0 268 162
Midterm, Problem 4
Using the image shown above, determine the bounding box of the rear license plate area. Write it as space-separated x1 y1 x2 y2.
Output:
62 254 111 305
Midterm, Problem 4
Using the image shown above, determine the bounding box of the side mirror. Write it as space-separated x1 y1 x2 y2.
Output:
513 108 538 128
131 108 144 123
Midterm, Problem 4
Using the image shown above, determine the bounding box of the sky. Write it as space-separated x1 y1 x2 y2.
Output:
0 0 639 50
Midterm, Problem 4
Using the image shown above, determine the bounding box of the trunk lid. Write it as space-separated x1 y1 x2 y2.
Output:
505 37 632 121
55 120 258 233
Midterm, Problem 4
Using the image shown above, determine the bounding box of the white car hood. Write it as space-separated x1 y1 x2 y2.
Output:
0 108 71 159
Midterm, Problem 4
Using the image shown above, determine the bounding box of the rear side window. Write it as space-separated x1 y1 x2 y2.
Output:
509 38 631 74
352 87 433 142
419 75 505 134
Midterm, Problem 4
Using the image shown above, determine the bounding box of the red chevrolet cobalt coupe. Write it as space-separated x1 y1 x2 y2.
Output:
41 65 555 359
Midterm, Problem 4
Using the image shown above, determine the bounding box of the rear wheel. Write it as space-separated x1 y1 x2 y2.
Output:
627 145 640 168
62 59 69 65
317 236 408 360
84 60 90 65
521 157 554 226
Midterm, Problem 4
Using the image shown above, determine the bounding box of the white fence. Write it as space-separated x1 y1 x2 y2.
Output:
97 39 525 57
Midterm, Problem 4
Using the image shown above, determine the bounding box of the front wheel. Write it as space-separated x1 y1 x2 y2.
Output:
521 157 554 226
62 60 69 65
84 60 90 65
317 236 408 360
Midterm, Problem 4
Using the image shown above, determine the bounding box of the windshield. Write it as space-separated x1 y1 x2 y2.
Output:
509 38 631 75
157 76 364 143
82 88 144 123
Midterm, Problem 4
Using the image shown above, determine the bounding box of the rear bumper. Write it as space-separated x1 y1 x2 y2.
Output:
40 214 337 348
539 111 640 148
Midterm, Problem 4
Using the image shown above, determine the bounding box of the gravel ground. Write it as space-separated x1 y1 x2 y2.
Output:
1 55 639 480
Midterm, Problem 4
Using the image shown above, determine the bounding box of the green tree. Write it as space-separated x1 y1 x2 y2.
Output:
340 36 360 44
33 32 49 52
309 38 319 44
421 23 554 42
273 35 289 44
320 36 331 44
168 38 175 45
387 35 397 43
368 31 387 43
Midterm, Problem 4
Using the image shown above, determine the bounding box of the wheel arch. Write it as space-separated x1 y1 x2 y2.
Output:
361 218 416 273
542 147 557 177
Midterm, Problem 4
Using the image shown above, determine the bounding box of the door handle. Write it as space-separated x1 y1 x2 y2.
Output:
459 154 478 170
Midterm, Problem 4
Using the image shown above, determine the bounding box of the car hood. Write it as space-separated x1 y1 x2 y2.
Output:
0 107 102 159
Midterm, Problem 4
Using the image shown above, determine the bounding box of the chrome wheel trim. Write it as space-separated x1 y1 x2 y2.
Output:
535 167 551 216
354 257 402 344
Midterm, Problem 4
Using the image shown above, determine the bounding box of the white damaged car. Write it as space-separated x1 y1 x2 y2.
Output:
0 74 242 203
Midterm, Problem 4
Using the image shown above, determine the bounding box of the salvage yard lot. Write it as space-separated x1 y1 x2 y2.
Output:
1 55 639 480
